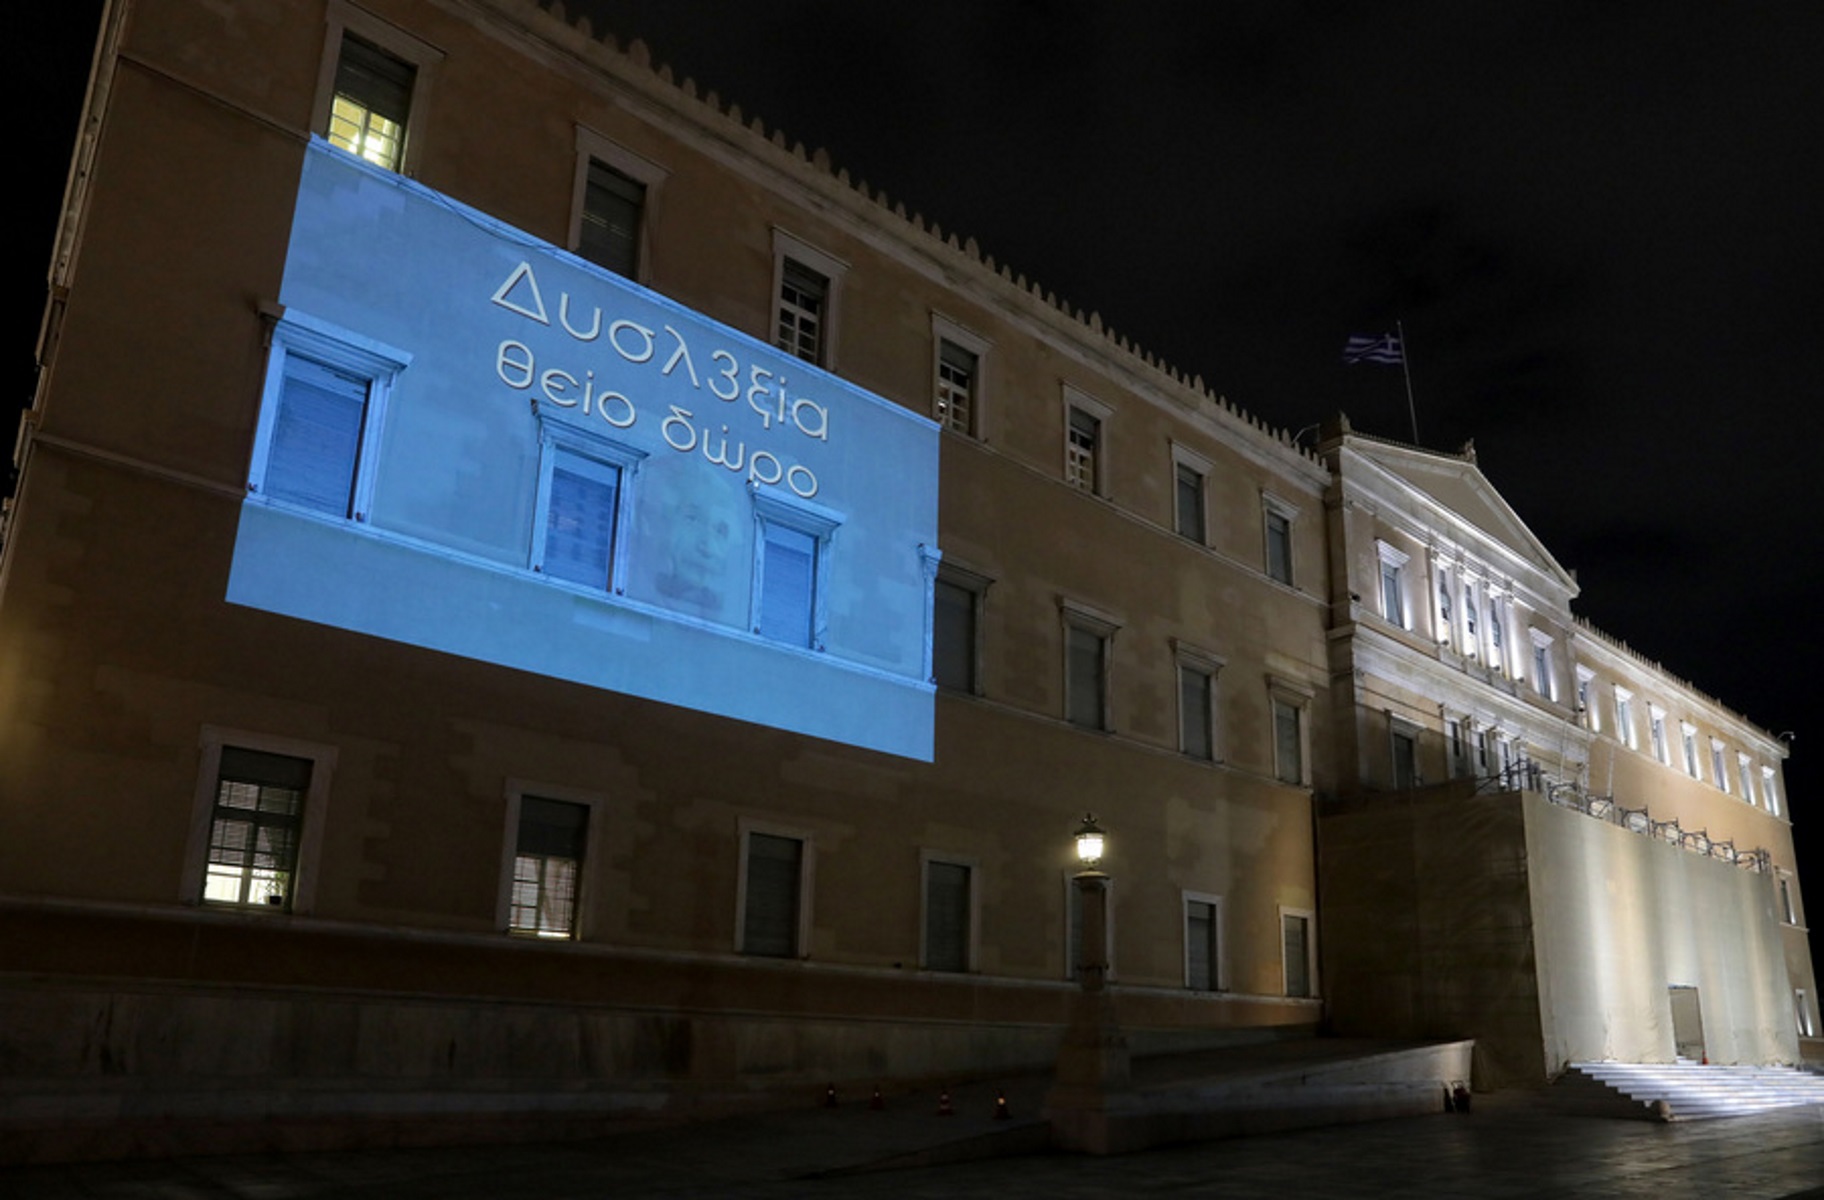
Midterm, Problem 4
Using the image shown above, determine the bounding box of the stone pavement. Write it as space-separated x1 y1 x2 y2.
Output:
5 1078 1824 1199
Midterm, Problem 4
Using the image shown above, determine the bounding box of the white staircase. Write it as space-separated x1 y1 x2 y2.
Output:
1561 1059 1824 1120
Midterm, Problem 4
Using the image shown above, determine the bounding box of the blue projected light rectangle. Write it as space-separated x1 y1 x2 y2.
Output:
227 141 940 759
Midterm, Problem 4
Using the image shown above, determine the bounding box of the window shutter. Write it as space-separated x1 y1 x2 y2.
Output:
266 356 367 516
1187 900 1216 989
932 579 974 691
580 160 644 277
542 454 620 588
743 833 802 957
1283 914 1310 997
924 861 969 972
517 797 588 861
758 524 816 646
335 34 415 127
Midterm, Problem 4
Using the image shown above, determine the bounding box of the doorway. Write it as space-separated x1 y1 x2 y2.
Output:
1668 985 1706 1062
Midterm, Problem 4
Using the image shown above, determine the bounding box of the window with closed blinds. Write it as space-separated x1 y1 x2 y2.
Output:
932 578 976 692
1274 698 1303 785
742 832 803 957
1179 664 1213 760
579 159 645 277
510 797 588 938
1066 624 1106 729
923 860 970 972
541 451 621 589
1174 463 1204 542
1186 899 1219 990
204 747 312 909
264 356 368 517
328 34 415 171
757 522 817 646
1283 913 1311 998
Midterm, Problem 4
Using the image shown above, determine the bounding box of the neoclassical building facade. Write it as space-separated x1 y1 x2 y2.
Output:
0 0 1807 1146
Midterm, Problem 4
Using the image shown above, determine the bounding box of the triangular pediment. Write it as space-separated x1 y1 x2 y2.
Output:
1347 437 1576 595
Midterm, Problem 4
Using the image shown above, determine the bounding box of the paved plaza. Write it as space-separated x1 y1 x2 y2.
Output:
7 1087 1824 1199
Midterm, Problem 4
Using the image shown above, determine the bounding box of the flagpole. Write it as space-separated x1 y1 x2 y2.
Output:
1397 318 1419 445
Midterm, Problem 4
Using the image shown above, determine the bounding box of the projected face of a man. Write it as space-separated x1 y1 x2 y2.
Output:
649 469 739 618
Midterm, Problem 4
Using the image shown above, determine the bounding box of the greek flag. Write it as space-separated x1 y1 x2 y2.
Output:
1343 333 1403 365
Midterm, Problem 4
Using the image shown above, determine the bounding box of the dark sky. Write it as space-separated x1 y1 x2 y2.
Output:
18 3 1820 866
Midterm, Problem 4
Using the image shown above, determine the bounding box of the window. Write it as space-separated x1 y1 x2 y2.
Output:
1797 990 1815 1039
1436 570 1454 644
1740 753 1758 805
1062 600 1118 731
1262 494 1297 586
921 855 975 972
1462 579 1479 656
739 825 810 958
932 315 989 438
1780 875 1799 925
531 425 644 591
202 748 310 909
1487 595 1506 670
507 796 588 938
771 231 846 368
314 9 438 176
1269 678 1312 786
1184 893 1223 991
1175 643 1223 761
1615 688 1637 750
1066 624 1107 729
569 130 667 281
1576 666 1598 730
327 34 414 170
1391 720 1419 790
183 728 335 914
933 578 977 693
1709 740 1728 791
751 492 840 649
1529 629 1556 700
1174 463 1206 543
1650 706 1669 764
1282 910 1314 999
579 161 644 276
250 312 408 522
1067 407 1101 492
1763 767 1782 817
1678 723 1699 778
1375 541 1409 629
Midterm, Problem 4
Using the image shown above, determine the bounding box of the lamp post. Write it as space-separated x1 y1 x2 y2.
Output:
1046 813 1134 1152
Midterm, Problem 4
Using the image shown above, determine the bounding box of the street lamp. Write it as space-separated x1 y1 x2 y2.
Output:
1046 812 1133 1152
1073 813 1105 868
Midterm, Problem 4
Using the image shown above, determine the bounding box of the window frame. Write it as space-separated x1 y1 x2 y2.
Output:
771 229 847 368
1739 752 1758 806
1575 665 1598 730
249 310 410 523
496 779 606 941
1170 442 1212 545
932 560 991 696
1174 640 1224 762
1389 715 1421 790
1061 386 1112 497
1680 722 1701 779
1280 906 1316 999
1262 493 1298 587
931 313 989 438
569 127 668 283
1649 705 1669 765
1615 687 1638 750
736 819 814 959
1375 540 1410 630
749 490 842 650
1528 628 1556 701
528 414 645 593
1763 766 1782 817
1060 597 1120 732
919 850 979 973
182 726 337 915
311 1 442 177
1182 890 1226 992
1269 675 1314 787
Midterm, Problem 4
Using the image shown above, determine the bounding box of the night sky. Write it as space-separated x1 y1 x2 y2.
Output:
17 4 1821 894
